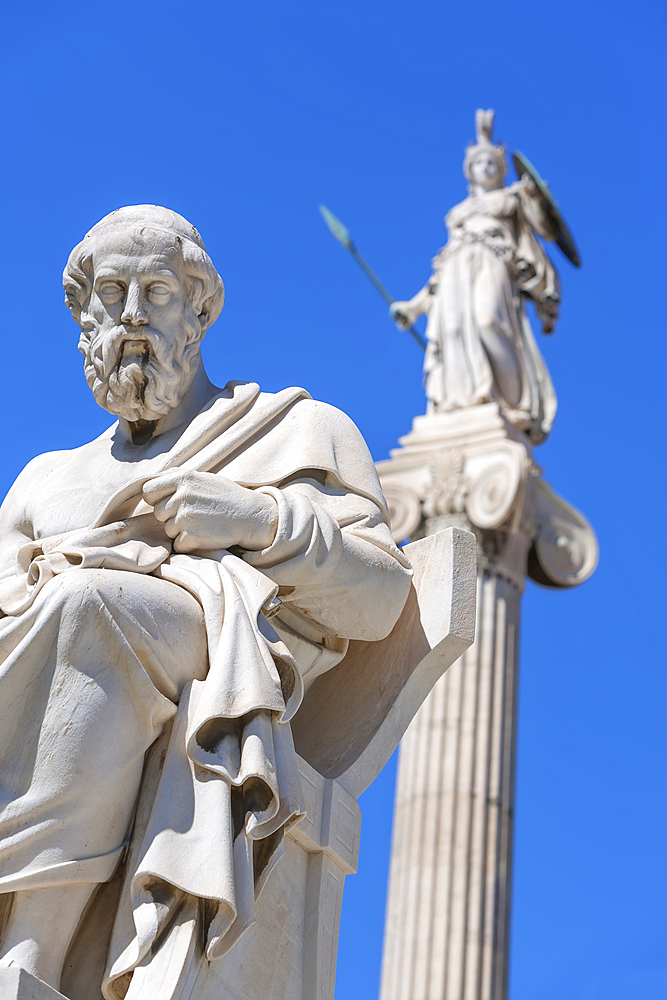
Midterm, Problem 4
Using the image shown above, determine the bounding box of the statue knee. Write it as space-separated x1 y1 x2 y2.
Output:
46 569 126 615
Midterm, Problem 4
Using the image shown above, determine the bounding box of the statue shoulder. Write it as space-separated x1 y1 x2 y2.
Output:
251 389 384 505
484 186 519 217
14 448 71 486
0 449 70 522
446 196 473 228
260 387 366 449
5 425 115 500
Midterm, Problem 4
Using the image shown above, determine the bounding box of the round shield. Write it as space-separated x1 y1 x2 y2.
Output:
512 150 581 267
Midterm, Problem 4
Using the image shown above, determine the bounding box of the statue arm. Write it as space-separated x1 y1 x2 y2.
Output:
390 280 435 330
142 468 411 641
243 475 412 642
515 176 559 241
509 180 561 333
0 457 46 579
143 400 412 642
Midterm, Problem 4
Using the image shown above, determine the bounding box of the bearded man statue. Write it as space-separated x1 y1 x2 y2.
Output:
0 206 411 999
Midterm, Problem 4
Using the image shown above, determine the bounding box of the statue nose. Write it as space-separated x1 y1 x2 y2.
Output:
121 282 149 326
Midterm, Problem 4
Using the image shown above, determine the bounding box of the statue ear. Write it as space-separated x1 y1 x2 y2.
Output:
198 280 225 333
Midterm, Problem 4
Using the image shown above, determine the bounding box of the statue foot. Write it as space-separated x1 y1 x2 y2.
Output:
0 963 68 999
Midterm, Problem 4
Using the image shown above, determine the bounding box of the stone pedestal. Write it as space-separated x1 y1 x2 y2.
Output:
0 966 68 999
184 755 361 1000
376 404 597 1000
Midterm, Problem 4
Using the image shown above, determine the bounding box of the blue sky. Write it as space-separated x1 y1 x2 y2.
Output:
1 2 666 998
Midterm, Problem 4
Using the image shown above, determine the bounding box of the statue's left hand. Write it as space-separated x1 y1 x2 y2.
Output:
143 471 278 553
519 174 539 197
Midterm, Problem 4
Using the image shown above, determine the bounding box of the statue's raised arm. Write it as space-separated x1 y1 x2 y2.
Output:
391 109 580 444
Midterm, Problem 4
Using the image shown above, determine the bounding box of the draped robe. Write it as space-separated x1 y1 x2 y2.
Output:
422 183 559 443
0 381 411 998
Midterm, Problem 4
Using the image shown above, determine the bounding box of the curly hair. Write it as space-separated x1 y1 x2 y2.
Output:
62 205 225 339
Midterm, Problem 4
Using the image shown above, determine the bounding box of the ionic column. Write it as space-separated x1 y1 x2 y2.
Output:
380 568 519 1000
376 403 597 1000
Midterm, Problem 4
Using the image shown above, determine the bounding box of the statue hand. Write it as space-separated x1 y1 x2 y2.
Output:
520 174 539 198
390 302 411 330
143 471 278 553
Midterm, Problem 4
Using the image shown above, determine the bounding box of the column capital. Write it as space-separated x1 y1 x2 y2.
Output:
376 403 597 588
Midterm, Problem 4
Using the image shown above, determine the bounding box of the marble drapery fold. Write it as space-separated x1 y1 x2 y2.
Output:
103 552 306 997
422 184 559 443
0 381 411 999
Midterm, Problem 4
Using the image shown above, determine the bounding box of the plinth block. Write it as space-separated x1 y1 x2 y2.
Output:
0 966 67 999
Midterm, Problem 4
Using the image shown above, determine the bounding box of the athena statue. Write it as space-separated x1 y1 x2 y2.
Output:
391 110 578 444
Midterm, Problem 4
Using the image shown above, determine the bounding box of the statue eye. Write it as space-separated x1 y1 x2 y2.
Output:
98 280 125 305
147 282 172 305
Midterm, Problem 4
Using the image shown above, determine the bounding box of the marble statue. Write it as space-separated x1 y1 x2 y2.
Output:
377 111 596 1000
0 206 417 999
390 109 564 444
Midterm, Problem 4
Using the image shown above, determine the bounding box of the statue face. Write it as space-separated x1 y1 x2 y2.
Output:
81 230 202 423
469 151 503 191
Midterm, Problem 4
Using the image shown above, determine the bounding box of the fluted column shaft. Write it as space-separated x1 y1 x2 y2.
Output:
376 404 596 1000
379 569 520 1000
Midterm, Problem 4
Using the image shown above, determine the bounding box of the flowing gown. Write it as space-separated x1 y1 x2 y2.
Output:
422 183 559 444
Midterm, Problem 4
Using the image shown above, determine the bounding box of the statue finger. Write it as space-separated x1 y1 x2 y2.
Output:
173 530 199 553
152 495 178 523
143 472 181 505
163 518 182 540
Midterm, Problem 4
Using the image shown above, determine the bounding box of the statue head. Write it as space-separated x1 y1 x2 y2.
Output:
463 109 507 191
63 205 225 423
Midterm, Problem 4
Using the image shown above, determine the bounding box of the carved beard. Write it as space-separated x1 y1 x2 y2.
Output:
81 319 201 423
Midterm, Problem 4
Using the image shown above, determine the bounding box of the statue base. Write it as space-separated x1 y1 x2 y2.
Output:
0 966 68 999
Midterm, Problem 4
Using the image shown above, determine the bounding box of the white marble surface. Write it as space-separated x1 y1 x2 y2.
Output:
0 206 428 999
390 110 561 444
163 528 477 1000
376 401 598 589
378 110 594 1000
381 570 520 1000
377 401 597 1000
0 965 69 999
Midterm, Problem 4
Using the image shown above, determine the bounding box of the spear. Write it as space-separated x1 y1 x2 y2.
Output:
318 204 427 350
